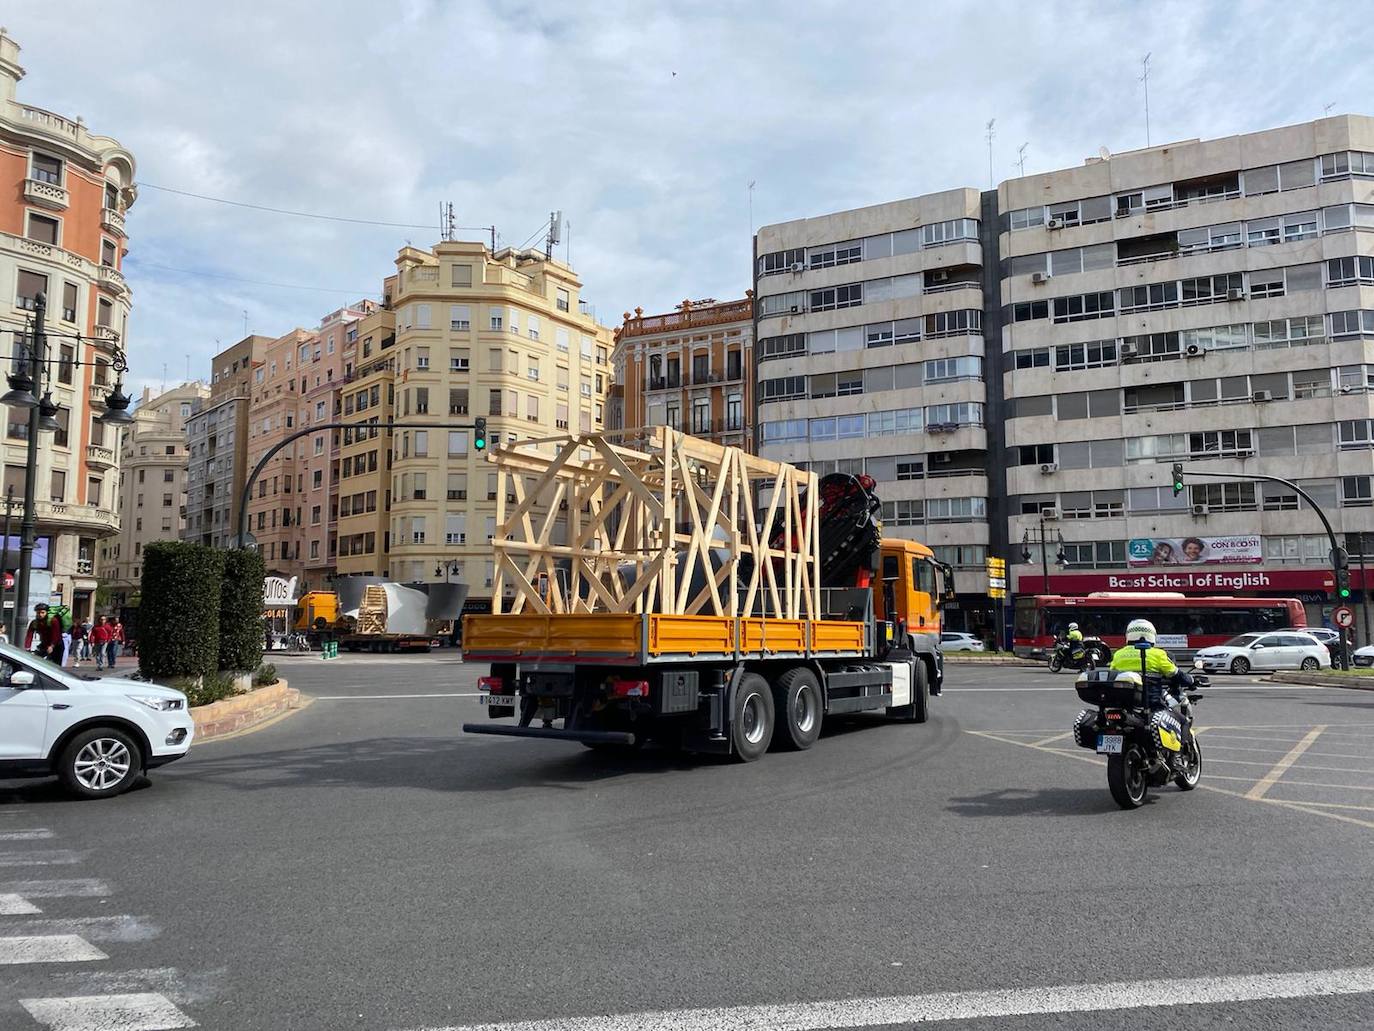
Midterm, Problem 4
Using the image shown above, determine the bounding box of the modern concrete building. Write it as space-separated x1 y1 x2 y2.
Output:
183 336 268 549
1000 114 1374 629
613 296 754 450
753 113 1374 638
384 240 614 600
0 29 136 621
754 189 994 624
101 381 207 605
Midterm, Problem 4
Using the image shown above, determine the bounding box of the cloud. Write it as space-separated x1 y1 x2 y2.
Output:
7 0 1372 383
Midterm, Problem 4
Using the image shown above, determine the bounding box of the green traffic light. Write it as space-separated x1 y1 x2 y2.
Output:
474 417 487 451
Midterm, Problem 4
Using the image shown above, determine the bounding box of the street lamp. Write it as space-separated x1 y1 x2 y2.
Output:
435 561 461 581
1020 509 1067 590
6 293 136 639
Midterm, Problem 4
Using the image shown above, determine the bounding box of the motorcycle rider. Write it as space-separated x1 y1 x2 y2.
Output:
1065 622 1085 660
1108 618 1196 749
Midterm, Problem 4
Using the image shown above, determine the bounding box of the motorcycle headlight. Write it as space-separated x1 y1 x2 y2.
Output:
128 694 185 712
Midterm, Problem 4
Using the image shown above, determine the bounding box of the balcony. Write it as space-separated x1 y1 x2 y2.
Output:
86 444 116 469
97 265 128 297
101 207 126 236
35 501 120 534
23 177 68 211
88 383 109 408
92 325 120 345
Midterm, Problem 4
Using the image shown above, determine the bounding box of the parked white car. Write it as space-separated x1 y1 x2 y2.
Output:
1193 632 1332 675
940 631 985 653
0 642 193 799
1281 626 1340 652
1353 645 1374 668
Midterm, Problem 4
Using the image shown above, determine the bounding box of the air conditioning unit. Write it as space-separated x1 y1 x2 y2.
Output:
932 453 954 465
930 269 950 283
1119 345 1137 360
1114 207 1131 218
788 305 800 314
1192 503 1209 517
1185 343 1204 358
789 261 804 273
1227 287 1246 301
1046 217 1064 230
1040 507 1060 521
1039 462 1059 474
1253 389 1273 402
1031 271 1049 285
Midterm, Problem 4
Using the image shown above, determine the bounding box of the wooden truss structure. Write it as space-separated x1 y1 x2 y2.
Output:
490 428 819 620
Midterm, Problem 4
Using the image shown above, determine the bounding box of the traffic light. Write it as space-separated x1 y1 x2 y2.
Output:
474 417 486 451
1171 463 1185 498
1334 546 1352 599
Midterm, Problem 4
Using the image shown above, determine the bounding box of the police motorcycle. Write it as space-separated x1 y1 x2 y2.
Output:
1047 631 1110 673
1070 646 1207 809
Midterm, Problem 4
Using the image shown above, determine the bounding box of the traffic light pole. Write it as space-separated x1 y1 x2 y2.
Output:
1177 467 1350 670
234 420 481 551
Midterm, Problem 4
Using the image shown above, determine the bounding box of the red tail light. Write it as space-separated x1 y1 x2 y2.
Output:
478 675 503 693
608 678 650 698
1105 711 1122 721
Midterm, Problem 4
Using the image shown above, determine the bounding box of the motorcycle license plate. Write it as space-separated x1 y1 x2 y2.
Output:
1097 734 1124 754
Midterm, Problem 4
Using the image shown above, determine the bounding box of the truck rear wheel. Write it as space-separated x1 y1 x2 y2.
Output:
888 658 929 724
771 667 822 751
731 673 774 762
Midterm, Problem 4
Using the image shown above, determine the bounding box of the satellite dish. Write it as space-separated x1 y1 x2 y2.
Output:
1099 146 1111 160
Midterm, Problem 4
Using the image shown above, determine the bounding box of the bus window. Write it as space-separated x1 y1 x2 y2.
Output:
1013 597 1039 638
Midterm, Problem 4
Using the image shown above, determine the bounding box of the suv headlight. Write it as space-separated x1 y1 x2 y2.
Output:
129 694 185 712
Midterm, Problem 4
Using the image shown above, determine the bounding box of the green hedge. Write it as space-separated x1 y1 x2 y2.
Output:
137 542 224 679
218 548 266 672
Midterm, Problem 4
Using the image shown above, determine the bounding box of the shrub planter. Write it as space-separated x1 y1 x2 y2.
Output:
190 679 302 742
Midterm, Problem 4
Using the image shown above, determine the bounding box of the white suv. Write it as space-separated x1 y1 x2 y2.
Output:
0 641 193 799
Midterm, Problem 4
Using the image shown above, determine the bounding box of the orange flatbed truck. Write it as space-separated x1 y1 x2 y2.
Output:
461 429 950 761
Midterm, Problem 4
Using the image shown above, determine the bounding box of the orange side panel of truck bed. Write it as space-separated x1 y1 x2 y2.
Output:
463 614 641 661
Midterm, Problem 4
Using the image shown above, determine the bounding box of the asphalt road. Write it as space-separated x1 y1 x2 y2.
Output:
2 657 1373 1030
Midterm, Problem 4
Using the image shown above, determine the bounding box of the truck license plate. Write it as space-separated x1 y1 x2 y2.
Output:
1097 734 1123 754
479 693 516 707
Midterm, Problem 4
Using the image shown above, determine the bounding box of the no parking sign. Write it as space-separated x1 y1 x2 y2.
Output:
1333 605 1355 628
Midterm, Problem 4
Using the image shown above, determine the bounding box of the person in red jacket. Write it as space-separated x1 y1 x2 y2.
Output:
89 615 113 672
23 604 62 663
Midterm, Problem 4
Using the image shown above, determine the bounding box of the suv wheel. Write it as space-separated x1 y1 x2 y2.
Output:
58 727 143 800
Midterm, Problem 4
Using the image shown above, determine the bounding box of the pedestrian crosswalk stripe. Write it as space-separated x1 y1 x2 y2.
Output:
1 915 158 943
0 850 88 867
0 828 54 841
0 879 111 898
0 892 42 914
0 934 107 965
20 991 196 1030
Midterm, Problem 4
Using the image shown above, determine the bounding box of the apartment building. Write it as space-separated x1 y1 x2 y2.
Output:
183 336 268 549
101 382 207 605
1001 114 1374 620
385 240 614 600
613 297 753 450
335 304 396 577
245 328 313 579
0 30 136 620
754 189 994 623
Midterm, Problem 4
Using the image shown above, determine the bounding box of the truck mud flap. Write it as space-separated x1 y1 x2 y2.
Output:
462 723 636 746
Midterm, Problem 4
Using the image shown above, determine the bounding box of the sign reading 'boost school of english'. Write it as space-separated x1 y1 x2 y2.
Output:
1127 535 1262 567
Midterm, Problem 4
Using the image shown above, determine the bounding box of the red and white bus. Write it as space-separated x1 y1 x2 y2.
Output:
1013 593 1307 658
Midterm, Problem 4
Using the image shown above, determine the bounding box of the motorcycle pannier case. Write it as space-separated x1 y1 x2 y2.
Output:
1074 669 1145 708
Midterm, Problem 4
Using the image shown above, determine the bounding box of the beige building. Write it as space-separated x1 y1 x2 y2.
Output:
0 30 136 621
613 296 753 451
101 381 207 605
183 336 268 549
385 241 614 601
335 303 396 578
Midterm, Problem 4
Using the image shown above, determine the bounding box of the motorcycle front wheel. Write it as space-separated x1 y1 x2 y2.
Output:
1174 737 1202 791
1048 654 1063 673
1108 745 1149 809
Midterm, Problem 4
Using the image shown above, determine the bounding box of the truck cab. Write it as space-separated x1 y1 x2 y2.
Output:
874 537 950 641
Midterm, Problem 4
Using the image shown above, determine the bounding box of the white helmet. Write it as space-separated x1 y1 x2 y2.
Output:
1125 618 1157 645
1068 622 1079 632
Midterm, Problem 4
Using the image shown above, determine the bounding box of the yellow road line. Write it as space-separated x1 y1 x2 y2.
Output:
1246 726 1328 799
1206 756 1374 776
1268 800 1374 813
1202 743 1373 761
1209 774 1374 793
1031 731 1074 747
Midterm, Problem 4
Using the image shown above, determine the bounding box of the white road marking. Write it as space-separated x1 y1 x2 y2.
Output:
0 934 108 964
0 828 55 841
0 892 41 914
1248 726 1328 800
2 915 159 943
315 692 482 700
0 850 88 867
403 965 1374 1031
0 879 112 898
21 992 196 1030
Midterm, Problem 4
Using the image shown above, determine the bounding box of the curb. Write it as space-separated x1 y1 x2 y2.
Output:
1269 672 1374 691
191 679 304 742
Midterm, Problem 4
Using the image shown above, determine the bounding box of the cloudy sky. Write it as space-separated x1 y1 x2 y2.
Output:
11 1 1374 397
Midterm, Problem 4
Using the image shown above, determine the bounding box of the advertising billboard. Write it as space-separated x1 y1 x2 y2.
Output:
1127 535 1262 567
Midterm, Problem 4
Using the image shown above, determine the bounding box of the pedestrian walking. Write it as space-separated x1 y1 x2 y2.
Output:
23 603 62 664
77 617 93 662
107 616 125 668
90 615 112 671
70 616 88 668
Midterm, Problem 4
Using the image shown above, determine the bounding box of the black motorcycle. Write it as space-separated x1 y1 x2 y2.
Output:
1071 668 1206 809
1048 636 1110 673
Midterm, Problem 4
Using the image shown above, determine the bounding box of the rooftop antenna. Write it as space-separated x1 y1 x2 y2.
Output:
242 310 248 337
185 354 190 381
1015 142 1028 178
545 210 562 260
162 362 167 393
565 218 572 267
748 180 756 236
440 202 456 241
1324 102 1336 116
1140 53 1152 147
985 119 996 189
